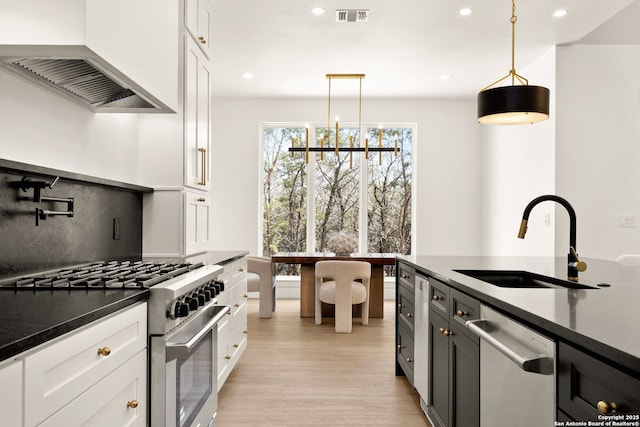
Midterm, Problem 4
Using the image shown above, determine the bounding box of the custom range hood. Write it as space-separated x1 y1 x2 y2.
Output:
0 46 173 113
0 0 177 114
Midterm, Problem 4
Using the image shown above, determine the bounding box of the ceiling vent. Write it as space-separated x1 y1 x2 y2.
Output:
336 9 369 23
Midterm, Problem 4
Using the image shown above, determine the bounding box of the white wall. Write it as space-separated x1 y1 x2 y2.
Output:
556 44 640 260
210 97 483 257
481 47 557 256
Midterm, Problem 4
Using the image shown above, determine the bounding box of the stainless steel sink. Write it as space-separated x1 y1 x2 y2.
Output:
454 269 598 290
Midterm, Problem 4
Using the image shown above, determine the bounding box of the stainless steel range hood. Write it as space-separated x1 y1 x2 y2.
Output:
0 47 174 113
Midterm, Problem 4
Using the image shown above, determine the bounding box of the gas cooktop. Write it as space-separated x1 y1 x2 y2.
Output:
0 260 204 290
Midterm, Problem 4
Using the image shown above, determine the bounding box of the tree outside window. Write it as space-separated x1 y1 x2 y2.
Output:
261 124 413 276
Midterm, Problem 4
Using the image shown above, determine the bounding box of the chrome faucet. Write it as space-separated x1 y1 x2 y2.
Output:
517 195 587 281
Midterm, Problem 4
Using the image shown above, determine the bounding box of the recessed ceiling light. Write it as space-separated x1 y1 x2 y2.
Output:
242 72 254 79
459 8 473 16
311 7 325 16
553 9 568 18
440 74 452 80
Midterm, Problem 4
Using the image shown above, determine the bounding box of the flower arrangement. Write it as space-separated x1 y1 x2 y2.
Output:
327 232 358 255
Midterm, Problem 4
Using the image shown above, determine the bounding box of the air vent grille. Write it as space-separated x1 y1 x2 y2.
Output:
10 58 139 107
336 9 369 23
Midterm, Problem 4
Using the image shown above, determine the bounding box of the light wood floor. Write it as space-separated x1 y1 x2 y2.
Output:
217 299 432 427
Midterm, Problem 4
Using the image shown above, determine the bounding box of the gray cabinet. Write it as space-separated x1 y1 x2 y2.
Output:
396 262 416 383
558 342 640 421
427 278 479 427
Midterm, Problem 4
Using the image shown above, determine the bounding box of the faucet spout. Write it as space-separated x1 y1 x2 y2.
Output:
517 195 586 281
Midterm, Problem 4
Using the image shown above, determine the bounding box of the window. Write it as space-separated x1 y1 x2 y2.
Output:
261 124 413 275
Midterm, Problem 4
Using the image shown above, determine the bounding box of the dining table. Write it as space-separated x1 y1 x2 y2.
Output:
271 252 398 318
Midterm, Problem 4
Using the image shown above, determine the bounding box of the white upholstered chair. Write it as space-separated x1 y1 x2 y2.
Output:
246 256 276 318
615 254 640 266
314 260 371 333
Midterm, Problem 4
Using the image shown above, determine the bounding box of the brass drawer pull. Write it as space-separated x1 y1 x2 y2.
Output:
225 355 231 360
406 313 413 318
198 147 207 185
97 347 111 357
127 400 139 409
432 295 441 301
233 343 239 348
198 36 207 44
456 310 468 317
597 401 618 415
406 358 413 363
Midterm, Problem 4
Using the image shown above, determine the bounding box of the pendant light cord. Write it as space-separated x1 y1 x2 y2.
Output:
510 0 517 85
480 0 529 91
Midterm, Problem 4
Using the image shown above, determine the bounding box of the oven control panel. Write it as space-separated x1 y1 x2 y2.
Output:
147 264 224 335
168 279 225 319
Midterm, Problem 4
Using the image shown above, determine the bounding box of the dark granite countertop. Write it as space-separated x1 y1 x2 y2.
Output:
398 256 640 377
0 289 148 362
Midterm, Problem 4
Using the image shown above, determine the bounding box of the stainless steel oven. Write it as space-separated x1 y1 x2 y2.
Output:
147 264 230 427
150 304 228 427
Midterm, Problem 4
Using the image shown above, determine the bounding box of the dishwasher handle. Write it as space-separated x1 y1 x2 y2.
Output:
466 319 553 375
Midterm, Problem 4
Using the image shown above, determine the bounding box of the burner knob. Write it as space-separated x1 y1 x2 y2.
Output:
201 290 212 302
170 301 189 318
185 297 199 311
214 280 225 292
206 284 219 296
195 293 206 306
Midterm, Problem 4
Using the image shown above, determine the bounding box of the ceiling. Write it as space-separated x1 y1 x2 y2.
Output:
210 0 639 99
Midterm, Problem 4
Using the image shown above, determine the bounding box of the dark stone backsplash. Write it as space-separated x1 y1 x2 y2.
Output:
0 163 149 279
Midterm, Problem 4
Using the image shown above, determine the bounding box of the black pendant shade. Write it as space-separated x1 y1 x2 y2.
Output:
477 84 550 125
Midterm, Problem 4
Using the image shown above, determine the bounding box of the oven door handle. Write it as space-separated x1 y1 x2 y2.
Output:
166 305 230 362
466 319 553 375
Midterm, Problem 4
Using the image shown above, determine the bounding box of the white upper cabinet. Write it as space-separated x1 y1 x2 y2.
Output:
0 0 179 112
184 35 212 189
185 0 213 59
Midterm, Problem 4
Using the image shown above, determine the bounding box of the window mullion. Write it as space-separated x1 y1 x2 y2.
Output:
359 124 368 253
306 125 317 252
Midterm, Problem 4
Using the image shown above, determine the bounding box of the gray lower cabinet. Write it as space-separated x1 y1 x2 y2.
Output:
396 262 416 383
558 342 640 421
427 277 479 427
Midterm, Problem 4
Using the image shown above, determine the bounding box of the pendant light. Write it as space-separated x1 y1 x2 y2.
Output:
477 0 550 125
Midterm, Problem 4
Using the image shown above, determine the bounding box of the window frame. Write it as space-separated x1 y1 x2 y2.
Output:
258 121 417 258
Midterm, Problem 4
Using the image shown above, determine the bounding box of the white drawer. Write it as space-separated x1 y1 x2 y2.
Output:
24 303 147 427
0 359 22 427
39 349 147 427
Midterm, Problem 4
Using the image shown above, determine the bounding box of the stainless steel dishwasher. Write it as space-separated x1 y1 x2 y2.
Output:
466 305 555 427
413 273 429 415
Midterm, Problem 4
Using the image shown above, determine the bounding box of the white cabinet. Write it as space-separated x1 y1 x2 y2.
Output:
185 0 213 59
0 359 22 427
216 256 248 390
143 188 211 259
140 0 213 259
38 350 147 427
184 34 212 190
185 190 211 254
23 303 147 427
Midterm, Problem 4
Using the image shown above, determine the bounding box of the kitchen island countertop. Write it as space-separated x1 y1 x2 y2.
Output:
399 255 640 376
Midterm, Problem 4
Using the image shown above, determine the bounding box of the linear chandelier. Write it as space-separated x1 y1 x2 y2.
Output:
289 74 398 165
477 0 550 125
